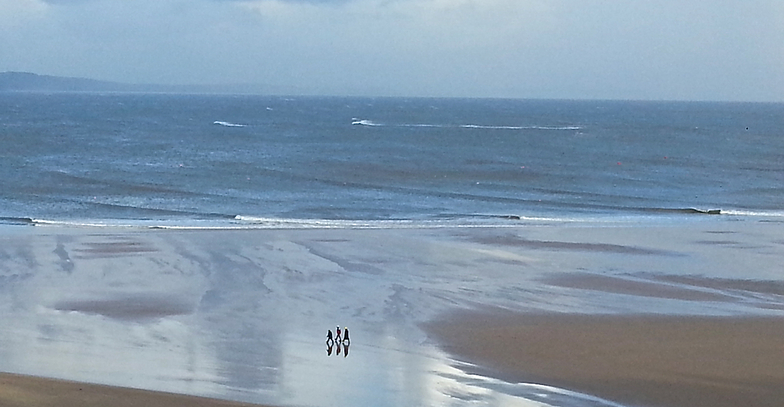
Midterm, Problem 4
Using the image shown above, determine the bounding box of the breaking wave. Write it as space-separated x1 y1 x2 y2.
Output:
351 119 580 130
460 124 581 130
720 209 784 218
0 217 34 226
10 208 783 231
213 121 246 127
351 119 382 126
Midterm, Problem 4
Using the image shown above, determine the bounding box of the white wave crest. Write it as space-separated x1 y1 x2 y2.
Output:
461 124 525 130
235 216 425 229
400 123 442 128
213 121 246 127
720 209 784 218
529 125 582 130
30 218 247 230
32 219 133 228
351 119 382 126
461 124 581 130
233 215 525 229
352 121 580 130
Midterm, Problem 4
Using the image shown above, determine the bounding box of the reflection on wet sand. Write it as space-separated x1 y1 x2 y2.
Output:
325 340 349 357
0 221 782 407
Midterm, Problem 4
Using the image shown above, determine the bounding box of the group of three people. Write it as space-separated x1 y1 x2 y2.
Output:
327 326 350 343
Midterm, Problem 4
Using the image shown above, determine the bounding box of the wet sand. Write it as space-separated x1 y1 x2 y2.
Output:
0 373 265 407
426 311 784 407
1 221 783 406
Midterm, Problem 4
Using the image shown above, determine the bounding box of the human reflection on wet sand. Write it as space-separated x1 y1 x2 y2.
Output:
326 328 350 358
325 340 350 357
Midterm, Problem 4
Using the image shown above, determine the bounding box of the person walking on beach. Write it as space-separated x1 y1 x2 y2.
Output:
327 329 334 342
343 327 350 343
336 326 342 341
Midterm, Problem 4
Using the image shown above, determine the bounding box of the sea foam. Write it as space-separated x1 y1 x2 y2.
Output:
352 120 580 130
213 121 246 127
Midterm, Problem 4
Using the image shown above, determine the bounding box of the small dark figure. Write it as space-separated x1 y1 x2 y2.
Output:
343 327 350 343
326 329 334 342
336 326 342 341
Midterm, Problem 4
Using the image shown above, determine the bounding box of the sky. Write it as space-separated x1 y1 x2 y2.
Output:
1 0 783 101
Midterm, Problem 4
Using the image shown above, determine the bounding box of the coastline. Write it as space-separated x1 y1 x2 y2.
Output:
0 220 782 406
425 311 784 407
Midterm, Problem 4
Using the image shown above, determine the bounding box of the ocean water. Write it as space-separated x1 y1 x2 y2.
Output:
1 93 782 228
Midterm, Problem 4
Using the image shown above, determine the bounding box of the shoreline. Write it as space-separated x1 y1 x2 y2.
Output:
424 311 784 407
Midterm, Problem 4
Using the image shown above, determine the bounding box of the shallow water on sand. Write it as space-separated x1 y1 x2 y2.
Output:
0 221 782 406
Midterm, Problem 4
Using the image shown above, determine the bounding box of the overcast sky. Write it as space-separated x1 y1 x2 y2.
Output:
1 0 782 101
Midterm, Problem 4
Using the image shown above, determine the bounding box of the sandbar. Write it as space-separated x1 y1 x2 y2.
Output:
425 311 784 407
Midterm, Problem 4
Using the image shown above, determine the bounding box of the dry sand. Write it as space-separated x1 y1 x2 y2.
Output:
0 373 267 407
425 312 784 407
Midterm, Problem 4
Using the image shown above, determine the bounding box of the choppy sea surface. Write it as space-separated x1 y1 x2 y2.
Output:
1 93 782 228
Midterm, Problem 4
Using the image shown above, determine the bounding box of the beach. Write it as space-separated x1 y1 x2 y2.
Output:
425 312 784 407
0 219 783 406
0 373 265 407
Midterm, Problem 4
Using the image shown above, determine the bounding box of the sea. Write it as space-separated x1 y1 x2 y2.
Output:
2 93 782 229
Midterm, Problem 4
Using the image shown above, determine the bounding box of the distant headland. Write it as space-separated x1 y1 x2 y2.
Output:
0 71 293 95
0 72 130 92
